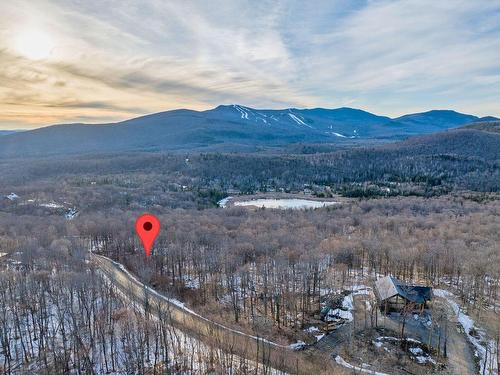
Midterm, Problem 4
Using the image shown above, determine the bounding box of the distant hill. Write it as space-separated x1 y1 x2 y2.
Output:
382 128 500 160
0 105 490 158
1 125 498 194
473 116 499 122
387 110 478 136
462 119 500 133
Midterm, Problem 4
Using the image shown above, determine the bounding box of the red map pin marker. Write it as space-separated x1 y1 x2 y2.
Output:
135 213 160 257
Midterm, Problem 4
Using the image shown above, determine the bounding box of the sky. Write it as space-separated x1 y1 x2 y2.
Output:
1 0 499 129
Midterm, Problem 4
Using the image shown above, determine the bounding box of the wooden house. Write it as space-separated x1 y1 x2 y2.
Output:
375 276 432 313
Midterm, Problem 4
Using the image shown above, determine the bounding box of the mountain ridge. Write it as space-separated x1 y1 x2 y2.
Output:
0 105 492 158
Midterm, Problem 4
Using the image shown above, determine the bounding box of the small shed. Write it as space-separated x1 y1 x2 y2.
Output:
375 276 432 313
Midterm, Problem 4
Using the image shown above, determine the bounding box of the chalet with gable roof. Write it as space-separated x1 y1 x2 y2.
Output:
375 276 432 313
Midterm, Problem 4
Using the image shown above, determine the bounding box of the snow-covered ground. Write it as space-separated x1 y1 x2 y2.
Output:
325 306 353 322
38 202 64 208
65 208 79 220
289 340 307 350
233 104 249 119
182 274 201 289
437 276 499 311
372 337 436 365
324 285 371 323
434 289 498 375
288 112 312 128
232 198 339 210
231 105 270 124
314 333 325 342
2 266 285 375
408 347 436 364
16 197 80 220
97 255 289 350
5 192 19 200
217 196 233 207
304 326 325 342
97 261 287 374
218 197 340 210
305 326 320 333
374 336 422 346
335 355 391 375
326 131 357 139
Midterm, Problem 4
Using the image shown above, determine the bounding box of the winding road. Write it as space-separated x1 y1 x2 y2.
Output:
92 253 478 375
91 253 330 375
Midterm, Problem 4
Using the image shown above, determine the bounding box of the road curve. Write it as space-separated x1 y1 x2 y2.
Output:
91 253 331 375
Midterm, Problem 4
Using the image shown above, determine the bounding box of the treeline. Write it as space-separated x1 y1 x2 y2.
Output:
1 129 498 211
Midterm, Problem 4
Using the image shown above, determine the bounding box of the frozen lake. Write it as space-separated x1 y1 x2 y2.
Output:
219 197 339 209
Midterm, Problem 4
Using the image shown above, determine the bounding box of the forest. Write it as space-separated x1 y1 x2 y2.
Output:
1 186 498 373
0 128 499 213
0 129 498 374
0 247 297 374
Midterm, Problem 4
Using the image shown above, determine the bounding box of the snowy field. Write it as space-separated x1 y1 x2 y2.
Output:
220 197 339 209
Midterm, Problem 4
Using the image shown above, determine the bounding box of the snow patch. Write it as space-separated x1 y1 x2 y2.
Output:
342 294 354 310
325 308 353 322
409 347 423 356
434 289 498 375
303 326 326 341
325 292 356 322
335 355 390 375
39 202 64 208
288 112 312 128
217 196 233 208
315 333 325 342
182 275 200 289
373 340 384 348
65 208 79 220
6 192 19 200
375 336 421 344
331 132 347 138
326 131 356 138
233 105 249 119
289 341 306 350
304 326 320 333
409 348 436 364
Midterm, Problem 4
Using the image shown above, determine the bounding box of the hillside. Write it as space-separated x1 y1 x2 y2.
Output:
1 127 498 198
0 105 487 158
389 110 478 132
463 120 500 133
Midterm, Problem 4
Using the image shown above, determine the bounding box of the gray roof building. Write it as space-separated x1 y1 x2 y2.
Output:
375 276 432 305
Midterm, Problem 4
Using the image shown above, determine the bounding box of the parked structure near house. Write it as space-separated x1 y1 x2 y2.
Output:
375 276 432 313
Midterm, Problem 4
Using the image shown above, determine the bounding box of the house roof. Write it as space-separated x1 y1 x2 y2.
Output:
375 276 432 304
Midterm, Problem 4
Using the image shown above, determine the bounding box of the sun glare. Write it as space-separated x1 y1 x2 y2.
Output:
15 30 54 60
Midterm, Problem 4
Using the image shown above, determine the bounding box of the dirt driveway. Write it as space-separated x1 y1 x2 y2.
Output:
312 292 478 375
367 295 477 375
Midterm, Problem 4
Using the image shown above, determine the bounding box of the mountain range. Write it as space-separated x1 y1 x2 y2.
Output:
0 105 496 157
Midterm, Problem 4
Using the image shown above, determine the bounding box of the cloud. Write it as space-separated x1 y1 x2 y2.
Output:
0 0 499 128
295 0 500 112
